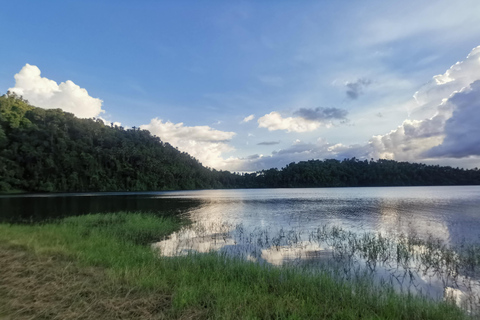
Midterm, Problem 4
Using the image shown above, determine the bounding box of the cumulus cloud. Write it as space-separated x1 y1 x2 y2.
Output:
257 111 321 132
411 46 480 119
242 114 255 123
345 78 371 100
368 86 459 161
258 107 349 133
293 107 348 122
140 118 236 169
426 81 480 158
8 64 104 118
369 116 447 161
369 45 480 162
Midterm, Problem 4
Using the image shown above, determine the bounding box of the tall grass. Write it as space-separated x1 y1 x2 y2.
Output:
0 212 470 319
160 220 480 312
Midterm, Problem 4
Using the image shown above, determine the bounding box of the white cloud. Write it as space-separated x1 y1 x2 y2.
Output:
426 80 480 158
257 111 322 133
369 45 480 162
242 114 255 123
257 108 349 133
411 45 480 119
8 64 104 118
369 117 447 161
140 118 236 169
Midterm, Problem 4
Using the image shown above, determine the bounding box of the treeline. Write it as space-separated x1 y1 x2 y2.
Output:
0 93 239 192
1 93 479 193
243 158 480 188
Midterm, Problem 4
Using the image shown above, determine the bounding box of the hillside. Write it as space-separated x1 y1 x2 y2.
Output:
0 93 239 192
1 93 479 193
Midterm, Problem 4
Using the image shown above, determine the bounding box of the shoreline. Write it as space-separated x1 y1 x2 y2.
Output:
0 212 469 319
2 184 480 197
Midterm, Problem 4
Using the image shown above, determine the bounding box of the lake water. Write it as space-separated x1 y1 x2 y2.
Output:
2 186 480 309
153 186 480 245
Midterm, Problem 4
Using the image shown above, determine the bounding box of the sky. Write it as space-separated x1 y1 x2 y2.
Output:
2 1 480 172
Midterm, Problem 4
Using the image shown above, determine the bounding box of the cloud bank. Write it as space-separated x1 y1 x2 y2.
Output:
140 118 236 169
370 45 480 162
257 108 348 133
257 111 321 132
426 81 480 158
8 64 104 118
411 46 480 120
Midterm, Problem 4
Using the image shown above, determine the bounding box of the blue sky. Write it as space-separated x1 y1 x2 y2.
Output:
2 1 480 171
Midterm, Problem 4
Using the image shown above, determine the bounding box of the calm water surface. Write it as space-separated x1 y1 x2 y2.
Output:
3 186 479 244
2 186 480 308
155 186 480 245
153 186 480 311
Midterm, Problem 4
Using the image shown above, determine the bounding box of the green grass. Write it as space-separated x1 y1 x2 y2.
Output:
0 212 469 319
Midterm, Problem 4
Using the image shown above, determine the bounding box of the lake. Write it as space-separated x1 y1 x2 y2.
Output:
2 186 480 309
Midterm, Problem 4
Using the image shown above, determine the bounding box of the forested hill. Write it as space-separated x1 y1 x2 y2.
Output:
1 93 480 193
0 93 239 192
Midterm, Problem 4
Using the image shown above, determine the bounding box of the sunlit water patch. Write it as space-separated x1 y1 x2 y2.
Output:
153 187 480 313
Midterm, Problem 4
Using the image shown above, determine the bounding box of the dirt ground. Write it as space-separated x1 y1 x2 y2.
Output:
0 244 203 320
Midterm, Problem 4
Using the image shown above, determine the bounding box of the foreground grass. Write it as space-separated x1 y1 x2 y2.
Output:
0 212 469 319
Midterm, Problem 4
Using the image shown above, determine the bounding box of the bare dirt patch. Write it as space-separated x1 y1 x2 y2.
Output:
0 244 184 320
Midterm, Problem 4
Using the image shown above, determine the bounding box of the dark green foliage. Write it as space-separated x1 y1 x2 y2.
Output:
1 93 479 193
247 157 480 188
0 93 240 192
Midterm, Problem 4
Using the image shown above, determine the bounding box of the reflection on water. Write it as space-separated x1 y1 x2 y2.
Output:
154 186 480 245
0 191 202 222
152 186 480 311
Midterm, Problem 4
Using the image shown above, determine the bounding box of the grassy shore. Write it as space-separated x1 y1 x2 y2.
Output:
0 212 469 319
